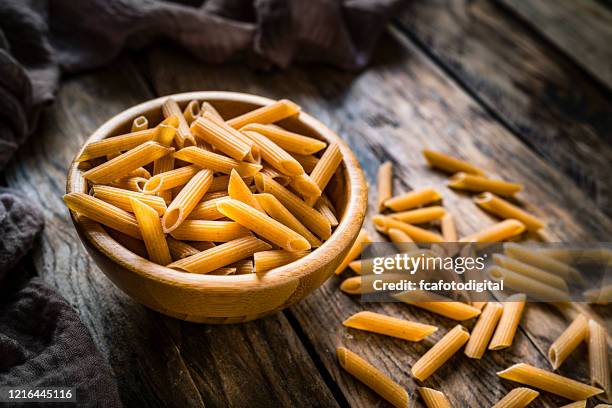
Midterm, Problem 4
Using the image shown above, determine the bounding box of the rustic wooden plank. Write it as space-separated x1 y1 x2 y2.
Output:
143 37 612 406
5 57 338 408
394 0 612 218
496 0 612 91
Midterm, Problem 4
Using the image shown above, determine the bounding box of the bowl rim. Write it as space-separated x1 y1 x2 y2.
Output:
66 91 367 291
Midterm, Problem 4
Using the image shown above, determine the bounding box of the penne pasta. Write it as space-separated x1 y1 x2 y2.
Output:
559 401 587 408
152 153 175 203
187 197 226 220
504 243 581 282
497 363 603 401
423 149 486 176
336 347 410 408
241 130 304 176
474 192 544 231
183 100 201 125
168 236 271 274
373 215 445 243
417 387 452 408
290 173 321 199
377 161 393 212
389 206 446 224
143 164 201 194
334 229 371 274
126 167 152 179
76 128 157 162
343 311 437 342
83 141 173 184
131 115 149 132
162 169 213 232
548 314 588 370
411 325 470 381
383 187 442 212
493 254 569 292
584 284 612 305
228 169 264 212
448 172 522 197
161 98 196 147
394 290 482 321
538 248 612 265
200 101 223 121
166 237 200 261
174 146 262 177
305 143 342 205
441 213 458 242
92 185 167 216
489 266 570 301
491 388 539 408
155 115 180 147
64 192 141 239
465 302 503 359
589 319 611 403
290 153 319 173
110 176 148 192
191 113 255 162
387 228 420 252
227 99 301 129
348 260 362 274
471 301 487 310
253 249 309 273
232 260 254 275
170 220 251 242
240 123 326 155
261 165 291 186
130 197 172 265
315 196 339 227
340 276 363 295
459 219 526 243
489 293 527 350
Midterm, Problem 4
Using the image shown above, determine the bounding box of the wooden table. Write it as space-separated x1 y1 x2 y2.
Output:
5 1 612 406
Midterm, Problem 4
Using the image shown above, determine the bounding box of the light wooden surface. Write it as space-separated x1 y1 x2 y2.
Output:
5 1 612 406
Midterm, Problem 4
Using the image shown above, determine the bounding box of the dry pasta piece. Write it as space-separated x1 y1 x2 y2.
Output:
255 173 331 240
162 169 213 233
76 128 157 162
340 274 410 295
497 363 603 401
162 98 196 148
459 219 526 243
559 401 587 408
389 206 446 224
261 165 291 186
168 236 271 274
417 387 452 408
489 293 527 350
130 197 172 265
152 153 174 203
232 260 254 275
253 249 309 273
448 172 522 196
155 115 180 146
290 153 319 173
110 176 148 192
384 187 441 212
441 213 457 242
348 260 362 274
394 290 481 321
83 141 173 184
343 311 437 342
539 248 612 264
217 198 310 251
315 196 338 227
340 276 362 295
126 167 152 179
411 325 470 381
474 192 544 231
491 388 539 408
187 197 226 220
387 228 420 252
493 254 569 292
183 100 201 125
504 243 581 281
422 149 486 176
373 215 445 243
377 161 393 212
241 130 304 176
166 237 200 261
255 193 321 247
170 220 251 242
200 101 223 120
174 146 262 177
143 164 201 194
334 229 371 274
64 193 141 239
191 113 255 162
240 123 326 155
290 173 321 199
589 319 611 403
464 302 503 359
548 314 588 370
336 347 409 408
228 169 264 212
471 301 487 310
227 99 300 129
305 143 342 205
92 185 167 216
131 115 148 132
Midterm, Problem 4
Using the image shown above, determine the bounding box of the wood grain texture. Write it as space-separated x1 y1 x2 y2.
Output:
395 0 612 217
5 59 338 408
497 0 612 90
142 34 611 406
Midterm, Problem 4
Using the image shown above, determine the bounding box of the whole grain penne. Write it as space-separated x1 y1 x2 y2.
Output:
152 153 175 203
340 274 409 295
290 173 321 199
183 100 201 125
334 229 371 274
217 198 310 251
131 115 149 132
240 123 326 155
491 388 539 408
290 153 319 173
305 143 342 205
589 319 611 403
377 161 393 212
168 236 271 274
162 98 196 147
110 176 148 192
200 101 223 121
423 149 486 176
497 363 603 401
191 113 255 162
126 167 152 179
241 130 304 176
489 293 526 350
83 141 173 184
174 146 262 177
389 206 446 224
143 164 201 194
373 215 445 243
490 266 569 301
187 197 226 220
343 311 437 342
411 325 470 381
92 185 167 216
255 173 331 240
162 169 213 232
253 249 309 273
228 169 264 212
387 228 420 252
394 290 481 321
64 193 141 239
227 99 300 129
448 172 522 196
170 220 251 242
418 387 452 408
166 237 200 261
493 254 569 292
459 219 526 243
548 314 588 370
348 260 362 274
465 302 503 359
130 197 172 265
315 196 339 227
504 243 581 281
474 192 544 231
441 213 458 242
155 115 180 146
255 193 321 247
336 347 409 408
76 128 157 162
383 188 442 212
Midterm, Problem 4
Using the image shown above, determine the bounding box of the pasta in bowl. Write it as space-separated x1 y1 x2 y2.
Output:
65 91 367 323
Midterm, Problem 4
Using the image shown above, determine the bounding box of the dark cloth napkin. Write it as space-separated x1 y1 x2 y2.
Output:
0 0 402 405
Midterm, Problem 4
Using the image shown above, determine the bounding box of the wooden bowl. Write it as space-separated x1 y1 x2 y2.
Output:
66 91 367 323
